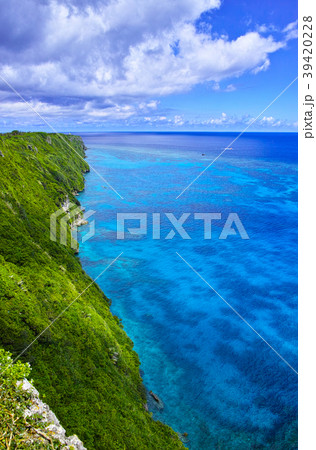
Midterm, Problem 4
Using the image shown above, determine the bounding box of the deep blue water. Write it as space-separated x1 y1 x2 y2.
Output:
76 132 298 449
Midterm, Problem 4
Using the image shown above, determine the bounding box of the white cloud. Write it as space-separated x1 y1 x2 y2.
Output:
0 99 297 130
259 116 289 127
225 84 236 92
207 112 229 125
0 0 295 104
261 116 275 124
139 100 159 110
138 111 297 130
174 115 184 126
212 82 220 91
0 1 298 129
118 26 285 96
283 20 298 40
252 59 270 74
256 20 298 41
256 24 278 34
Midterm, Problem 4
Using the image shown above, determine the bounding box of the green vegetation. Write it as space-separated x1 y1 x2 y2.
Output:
0 132 184 449
0 349 61 449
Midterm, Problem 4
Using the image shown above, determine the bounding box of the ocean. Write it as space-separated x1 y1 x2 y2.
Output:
76 132 298 449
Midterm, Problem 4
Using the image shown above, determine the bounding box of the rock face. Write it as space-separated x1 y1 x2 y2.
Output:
61 195 71 213
61 195 88 228
19 379 86 449
149 390 164 410
0 132 184 449
71 216 88 227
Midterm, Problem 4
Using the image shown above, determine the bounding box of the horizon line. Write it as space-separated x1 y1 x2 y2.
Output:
0 129 298 135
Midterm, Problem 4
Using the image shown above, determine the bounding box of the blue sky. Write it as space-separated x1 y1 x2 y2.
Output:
0 0 297 132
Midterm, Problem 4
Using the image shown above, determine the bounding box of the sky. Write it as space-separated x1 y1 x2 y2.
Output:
0 0 298 132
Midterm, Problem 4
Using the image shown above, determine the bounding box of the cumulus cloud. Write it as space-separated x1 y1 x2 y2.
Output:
0 0 297 127
1 2 293 94
0 98 297 131
199 113 295 129
190 113 295 129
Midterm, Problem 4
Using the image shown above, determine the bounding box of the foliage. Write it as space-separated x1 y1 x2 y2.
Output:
0 132 184 449
0 348 61 449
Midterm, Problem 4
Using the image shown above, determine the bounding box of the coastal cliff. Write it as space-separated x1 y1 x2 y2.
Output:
0 348 86 449
0 132 184 449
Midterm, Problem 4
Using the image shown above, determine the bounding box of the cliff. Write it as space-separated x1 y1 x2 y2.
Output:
0 348 85 449
0 131 184 449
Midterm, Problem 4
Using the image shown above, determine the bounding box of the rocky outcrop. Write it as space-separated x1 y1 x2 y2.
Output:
149 391 164 410
27 144 38 153
18 379 86 449
177 433 190 444
71 216 88 228
61 195 71 213
61 196 88 228
0 131 185 449
68 135 87 153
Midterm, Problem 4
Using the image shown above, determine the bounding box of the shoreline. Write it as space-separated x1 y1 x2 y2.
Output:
0 131 185 449
76 137 188 443
73 132 298 449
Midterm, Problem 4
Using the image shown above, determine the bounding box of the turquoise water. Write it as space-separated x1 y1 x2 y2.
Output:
76 132 297 449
